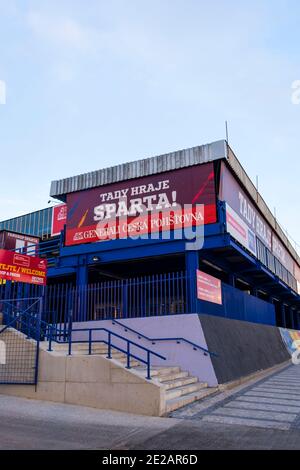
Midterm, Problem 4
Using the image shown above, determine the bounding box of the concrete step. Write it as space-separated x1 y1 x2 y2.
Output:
165 387 219 413
65 350 121 357
115 358 140 367
161 376 198 390
51 343 107 351
49 348 140 367
48 345 117 355
166 382 208 400
157 371 189 383
135 366 181 377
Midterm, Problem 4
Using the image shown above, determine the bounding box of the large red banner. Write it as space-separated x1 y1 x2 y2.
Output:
0 249 47 286
65 163 217 246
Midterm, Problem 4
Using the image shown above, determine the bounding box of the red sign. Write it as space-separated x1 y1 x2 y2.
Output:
51 204 67 237
0 249 47 286
66 163 217 246
197 270 222 305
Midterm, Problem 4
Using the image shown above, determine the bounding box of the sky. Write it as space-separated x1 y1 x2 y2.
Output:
0 0 299 251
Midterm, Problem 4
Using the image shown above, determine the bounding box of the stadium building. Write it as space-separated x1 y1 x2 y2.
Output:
1 139 300 415
0 139 299 329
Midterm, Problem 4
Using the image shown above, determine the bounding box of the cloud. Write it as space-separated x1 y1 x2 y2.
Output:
26 11 97 52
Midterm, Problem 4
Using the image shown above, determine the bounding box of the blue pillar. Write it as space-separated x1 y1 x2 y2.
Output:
281 304 286 328
76 262 88 287
290 308 295 330
297 312 300 331
185 251 199 313
251 287 258 297
228 274 235 288
76 257 88 321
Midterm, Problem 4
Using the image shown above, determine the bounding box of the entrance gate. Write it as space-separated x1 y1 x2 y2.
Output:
0 297 43 385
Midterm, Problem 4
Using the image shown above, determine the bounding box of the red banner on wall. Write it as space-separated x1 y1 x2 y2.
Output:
0 249 47 286
65 163 217 246
197 270 222 305
51 204 67 237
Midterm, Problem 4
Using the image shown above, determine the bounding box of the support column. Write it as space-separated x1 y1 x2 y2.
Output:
290 307 296 330
76 264 88 287
281 304 286 328
185 251 199 313
76 258 88 322
297 312 300 331
251 287 258 297
228 274 235 288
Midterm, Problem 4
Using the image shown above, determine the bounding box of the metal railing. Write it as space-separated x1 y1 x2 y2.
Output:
47 325 166 380
111 319 217 357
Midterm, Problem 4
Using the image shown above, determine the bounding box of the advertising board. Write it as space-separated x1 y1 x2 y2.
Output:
65 163 217 246
51 204 67 237
0 249 47 286
197 269 222 305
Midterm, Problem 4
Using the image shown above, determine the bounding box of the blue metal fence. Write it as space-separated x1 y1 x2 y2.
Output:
0 271 189 331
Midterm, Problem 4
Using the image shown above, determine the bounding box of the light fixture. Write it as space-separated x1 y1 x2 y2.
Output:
202 259 223 272
92 256 100 263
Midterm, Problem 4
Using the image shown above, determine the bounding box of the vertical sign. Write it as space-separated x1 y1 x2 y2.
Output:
51 204 67 237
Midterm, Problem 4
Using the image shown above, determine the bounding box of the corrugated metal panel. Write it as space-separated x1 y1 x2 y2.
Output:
50 140 227 197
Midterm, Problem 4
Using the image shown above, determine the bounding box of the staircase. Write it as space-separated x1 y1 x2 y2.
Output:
40 342 218 413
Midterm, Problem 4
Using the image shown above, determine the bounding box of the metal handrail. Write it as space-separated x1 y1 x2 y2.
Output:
111 319 217 357
48 326 166 379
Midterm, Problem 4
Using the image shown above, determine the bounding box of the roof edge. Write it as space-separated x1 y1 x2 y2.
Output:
50 140 227 198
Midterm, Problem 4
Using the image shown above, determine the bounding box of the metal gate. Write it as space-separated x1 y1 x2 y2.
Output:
0 298 42 385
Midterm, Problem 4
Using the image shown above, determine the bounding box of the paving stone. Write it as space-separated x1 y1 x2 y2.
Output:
201 414 290 431
171 365 300 431
224 400 300 414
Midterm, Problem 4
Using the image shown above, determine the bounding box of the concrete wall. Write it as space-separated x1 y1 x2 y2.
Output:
0 334 164 416
199 314 290 384
71 314 218 386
